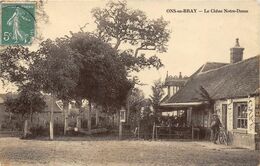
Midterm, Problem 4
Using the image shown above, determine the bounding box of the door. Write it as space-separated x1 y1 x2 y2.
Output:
222 104 227 129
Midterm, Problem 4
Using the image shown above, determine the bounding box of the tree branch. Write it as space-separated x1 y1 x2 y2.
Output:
134 47 142 57
134 46 156 57
79 23 89 32
114 38 121 50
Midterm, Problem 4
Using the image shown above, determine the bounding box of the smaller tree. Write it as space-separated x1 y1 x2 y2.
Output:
4 84 46 137
150 79 165 113
128 88 145 112
32 37 81 136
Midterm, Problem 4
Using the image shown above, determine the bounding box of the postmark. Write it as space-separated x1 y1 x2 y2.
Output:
1 3 36 45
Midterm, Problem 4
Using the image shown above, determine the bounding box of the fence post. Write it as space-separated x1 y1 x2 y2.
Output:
152 122 155 140
119 121 122 140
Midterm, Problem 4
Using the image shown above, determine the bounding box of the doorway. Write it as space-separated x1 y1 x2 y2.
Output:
222 104 227 129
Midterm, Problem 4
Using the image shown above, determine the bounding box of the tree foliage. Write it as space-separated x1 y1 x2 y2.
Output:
128 88 146 112
69 32 132 107
0 32 132 115
150 79 165 110
4 84 46 117
92 0 170 72
0 46 33 86
32 38 80 101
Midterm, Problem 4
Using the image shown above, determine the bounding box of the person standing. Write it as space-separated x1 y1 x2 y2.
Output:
211 113 222 144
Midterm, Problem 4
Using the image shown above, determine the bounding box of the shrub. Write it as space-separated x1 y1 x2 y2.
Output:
29 126 49 137
54 123 64 136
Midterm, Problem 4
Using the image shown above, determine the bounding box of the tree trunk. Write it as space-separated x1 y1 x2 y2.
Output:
23 119 28 138
119 121 122 140
63 100 69 135
30 101 33 123
50 95 54 140
76 116 81 129
30 113 33 123
76 102 83 129
96 106 100 126
152 122 155 141
126 90 131 124
114 39 121 50
87 100 92 134
9 112 12 122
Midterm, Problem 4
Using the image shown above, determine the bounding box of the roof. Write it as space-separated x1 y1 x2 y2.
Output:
164 75 189 87
160 94 170 104
43 95 63 112
166 56 259 103
200 62 228 73
0 93 62 112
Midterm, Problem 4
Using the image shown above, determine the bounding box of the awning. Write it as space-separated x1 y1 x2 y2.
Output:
159 101 207 109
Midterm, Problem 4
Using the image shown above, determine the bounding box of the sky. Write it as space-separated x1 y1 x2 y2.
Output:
1 0 260 97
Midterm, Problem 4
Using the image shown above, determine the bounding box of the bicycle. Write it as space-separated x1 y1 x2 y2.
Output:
218 127 229 145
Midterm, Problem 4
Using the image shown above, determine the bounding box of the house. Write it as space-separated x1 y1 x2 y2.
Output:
160 39 260 150
0 93 64 132
31 95 63 128
160 72 189 116
0 92 111 136
0 93 8 130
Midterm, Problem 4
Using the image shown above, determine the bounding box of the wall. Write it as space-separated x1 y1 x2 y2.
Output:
214 97 257 149
254 96 260 150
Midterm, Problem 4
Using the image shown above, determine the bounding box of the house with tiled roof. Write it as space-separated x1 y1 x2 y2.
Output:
0 93 64 132
163 72 189 101
160 39 260 150
0 93 105 134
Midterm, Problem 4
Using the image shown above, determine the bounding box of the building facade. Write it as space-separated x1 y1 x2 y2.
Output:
160 39 260 149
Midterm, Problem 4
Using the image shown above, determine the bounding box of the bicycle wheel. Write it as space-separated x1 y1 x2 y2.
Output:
223 132 228 145
219 131 228 145
219 132 225 144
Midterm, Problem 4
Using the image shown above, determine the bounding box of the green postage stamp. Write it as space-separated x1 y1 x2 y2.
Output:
1 3 36 45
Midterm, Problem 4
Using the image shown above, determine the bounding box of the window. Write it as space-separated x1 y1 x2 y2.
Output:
233 102 247 129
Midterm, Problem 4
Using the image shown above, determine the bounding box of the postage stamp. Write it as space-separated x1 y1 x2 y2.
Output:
1 3 36 45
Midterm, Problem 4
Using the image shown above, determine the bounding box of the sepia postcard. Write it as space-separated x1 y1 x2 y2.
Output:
0 0 259 165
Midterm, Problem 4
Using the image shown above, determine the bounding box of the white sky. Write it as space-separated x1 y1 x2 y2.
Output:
1 0 260 97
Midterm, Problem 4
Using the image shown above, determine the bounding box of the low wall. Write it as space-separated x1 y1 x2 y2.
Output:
229 131 256 150
0 131 22 137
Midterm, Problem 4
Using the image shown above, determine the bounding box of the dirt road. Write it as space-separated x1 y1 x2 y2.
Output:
0 136 259 166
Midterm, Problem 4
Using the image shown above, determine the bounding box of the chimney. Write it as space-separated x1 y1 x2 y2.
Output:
179 72 182 79
230 38 244 64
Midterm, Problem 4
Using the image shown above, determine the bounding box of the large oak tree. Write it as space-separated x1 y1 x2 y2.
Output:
91 1 170 72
